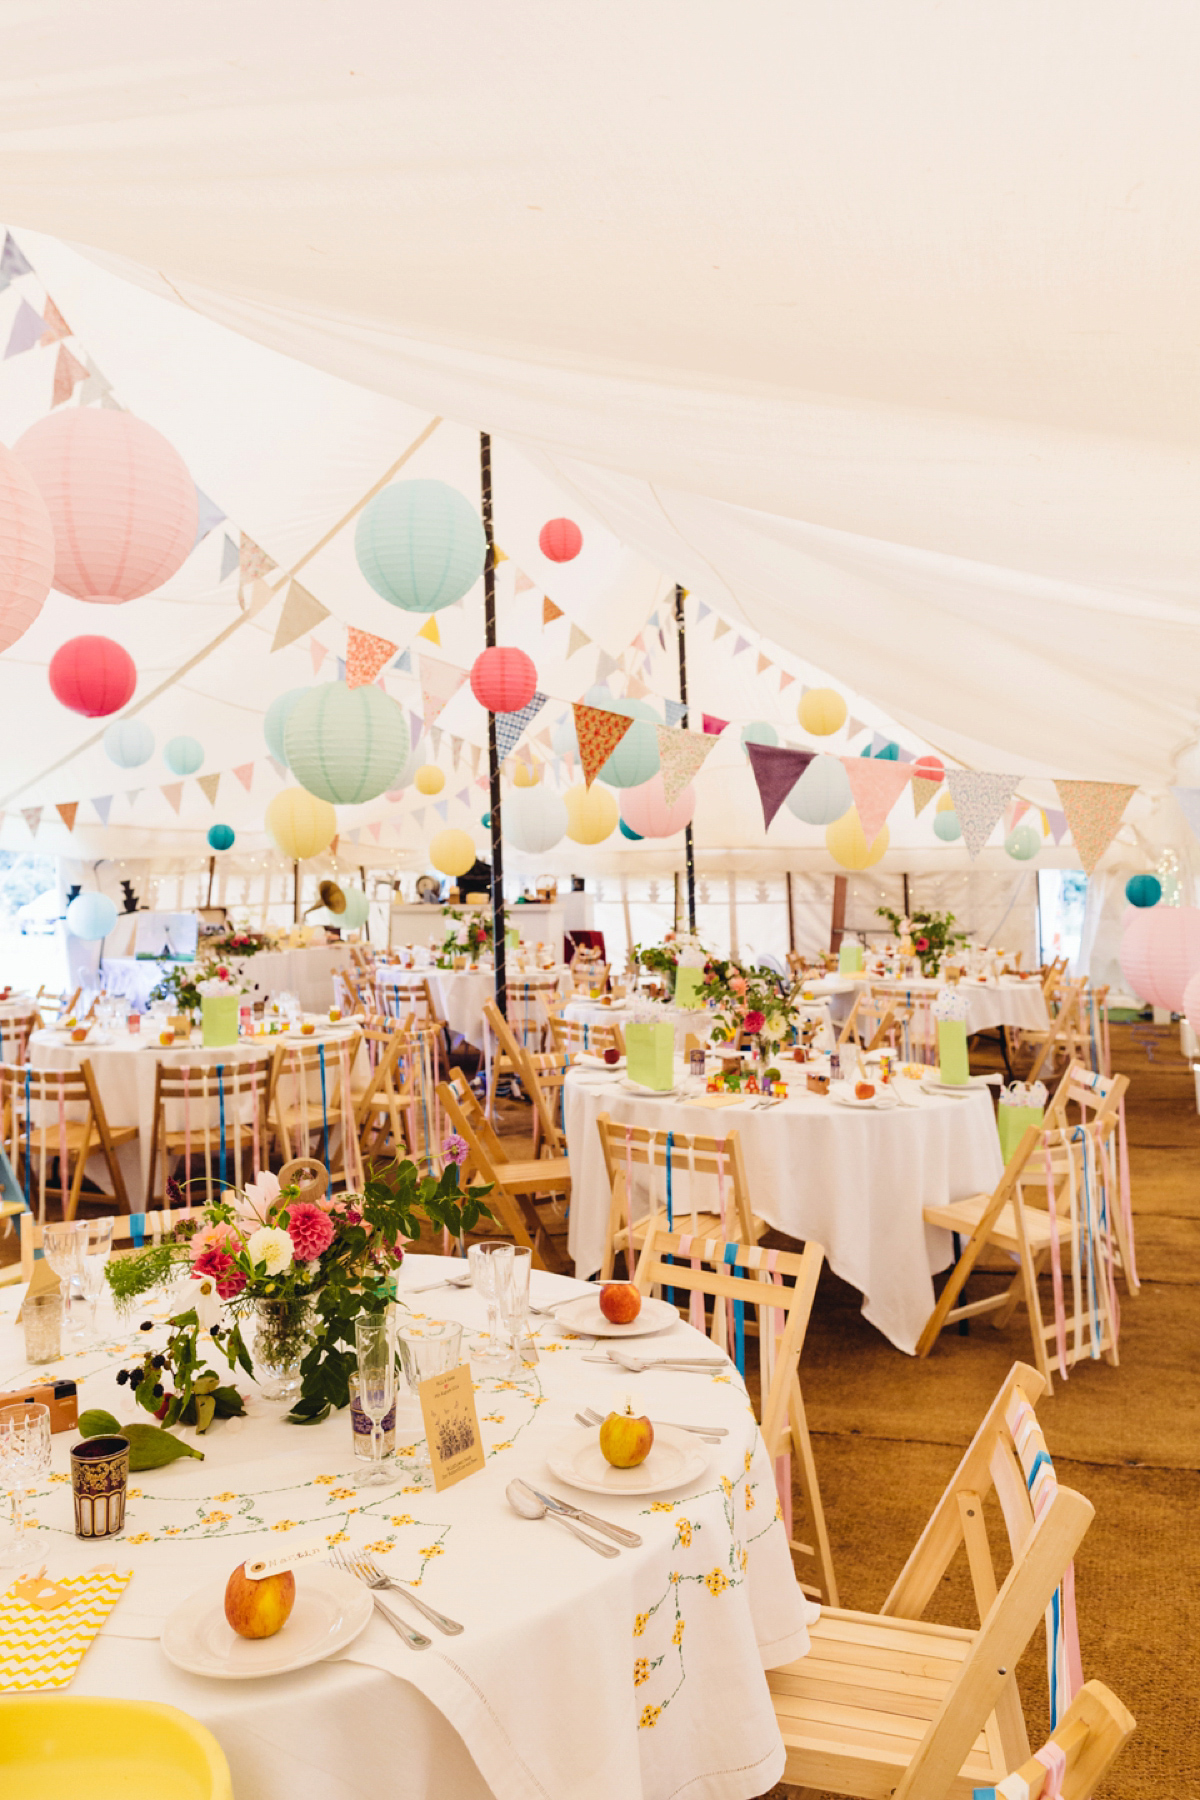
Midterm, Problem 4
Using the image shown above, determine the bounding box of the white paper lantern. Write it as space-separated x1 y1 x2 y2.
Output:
504 784 568 854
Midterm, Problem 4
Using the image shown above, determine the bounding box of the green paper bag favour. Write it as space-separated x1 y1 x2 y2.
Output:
506 927 519 950
625 1021 675 1090
937 1018 969 1085
674 965 704 1009
838 942 864 975
998 1102 1044 1163
202 993 239 1048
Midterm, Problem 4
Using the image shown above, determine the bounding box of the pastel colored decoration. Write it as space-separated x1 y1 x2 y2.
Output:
66 891 118 940
207 823 235 851
49 636 136 717
826 811 889 868
936 787 956 812
620 773 696 839
1125 873 1162 908
415 764 445 796
265 788 337 860
264 687 309 767
512 761 541 787
596 696 661 788
354 479 486 613
797 687 847 736
504 783 567 854
481 811 492 829
103 718 154 769
284 682 409 805
339 886 371 929
14 410 197 602
202 993 239 1048
1119 905 1200 1011
934 809 962 842
1183 966 1200 1039
164 735 204 777
565 782 618 844
740 721 779 758
0 440 54 653
914 755 944 784
552 712 578 758
1004 824 1040 861
538 517 583 562
430 829 476 878
619 817 643 840
785 753 852 825
873 741 899 760
470 646 537 714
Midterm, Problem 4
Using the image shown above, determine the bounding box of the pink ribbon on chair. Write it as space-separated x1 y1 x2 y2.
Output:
181 1066 192 1200
1115 1095 1137 1287
714 1141 736 1349
765 1246 794 1538
1042 1133 1070 1381
56 1075 68 1200
675 1233 707 1334
339 1039 362 1191
1033 1739 1067 1798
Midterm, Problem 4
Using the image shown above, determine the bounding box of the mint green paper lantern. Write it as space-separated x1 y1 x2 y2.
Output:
264 687 309 767
786 753 852 825
340 886 370 929
1005 824 1040 861
740 721 779 759
934 809 962 842
355 479 486 613
596 696 661 789
103 718 153 768
284 681 410 805
164 735 203 776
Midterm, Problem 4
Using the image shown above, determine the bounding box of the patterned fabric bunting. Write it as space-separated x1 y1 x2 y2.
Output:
20 807 41 838
496 691 548 760
54 802 77 833
347 627 399 689
840 757 912 842
543 596 563 624
417 653 467 723
746 744 815 829
197 773 220 806
573 703 634 786
39 297 71 345
656 727 716 805
272 581 329 653
51 345 88 407
1054 781 1136 875
910 776 941 818
945 771 1021 859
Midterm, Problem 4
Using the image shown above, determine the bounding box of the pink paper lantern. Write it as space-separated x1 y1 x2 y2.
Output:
620 774 696 839
49 636 137 717
470 646 537 713
0 442 55 653
914 755 944 784
1119 905 1200 1012
538 517 583 563
14 410 197 603
1185 967 1200 1038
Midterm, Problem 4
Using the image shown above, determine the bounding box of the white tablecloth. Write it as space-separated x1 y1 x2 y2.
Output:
0 1257 814 1800
102 946 354 1015
822 975 1049 1036
378 966 571 1048
564 1065 1004 1353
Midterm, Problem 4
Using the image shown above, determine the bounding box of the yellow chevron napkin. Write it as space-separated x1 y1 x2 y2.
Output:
0 1566 132 1690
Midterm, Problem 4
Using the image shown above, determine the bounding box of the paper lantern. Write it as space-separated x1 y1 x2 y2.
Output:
207 823 235 852
415 764 445 796
481 811 492 829
470 646 537 714
1126 874 1162 909
266 788 337 860
340 886 370 929
619 818 643 840
430 829 476 877
1119 905 1200 1011
1005 825 1040 861
15 410 196 602
284 682 409 805
914 755 944 784
786 754 852 826
740 721 779 758
504 784 567 854
597 697 661 788
164 735 204 777
873 741 899 760
1184 966 1200 1038
354 479 486 613
513 761 541 788
936 788 956 813
49 636 136 717
826 812 889 869
0 441 54 654
565 783 618 844
934 810 963 842
552 712 578 758
264 687 309 768
539 517 583 563
620 774 696 839
798 688 847 736
66 891 117 940
103 718 154 769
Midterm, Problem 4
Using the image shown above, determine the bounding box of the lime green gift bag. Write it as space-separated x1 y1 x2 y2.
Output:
201 993 239 1047
997 1082 1047 1162
936 1018 970 1086
674 965 704 1009
838 942 864 976
625 1021 675 1090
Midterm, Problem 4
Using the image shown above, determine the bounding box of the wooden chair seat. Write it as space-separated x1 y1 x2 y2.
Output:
21 1120 138 1154
491 1156 572 1195
923 1193 1057 1257
615 1202 767 1267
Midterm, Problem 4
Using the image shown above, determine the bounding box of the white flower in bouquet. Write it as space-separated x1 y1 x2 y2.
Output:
193 1276 223 1331
247 1226 294 1274
763 1011 789 1042
197 968 249 998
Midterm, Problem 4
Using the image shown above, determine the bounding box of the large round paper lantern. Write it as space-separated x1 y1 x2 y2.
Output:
513 761 541 788
873 741 900 760
66 891 117 940
786 753 852 825
481 811 491 829
619 818 643 840
914 755 944 784
164 735 204 776
826 812 889 869
103 718 153 768
266 788 337 860
552 712 578 758
49 636 136 717
620 774 696 839
505 784 568 854
354 480 486 613
1126 873 1162 909
0 442 54 653
284 682 409 805
15 410 196 602
415 764 444 796
264 687 309 767
539 517 583 563
470 646 537 714
340 886 370 929
207 823 235 851
741 721 778 758
1005 825 1039 861
934 810 963 842
597 697 661 789
1183 966 1200 1038
565 783 618 844
430 830 476 878
798 688 847 736
1120 905 1200 1011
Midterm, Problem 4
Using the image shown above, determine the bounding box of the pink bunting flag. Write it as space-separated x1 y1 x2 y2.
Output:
1054 781 1137 875
841 757 912 843
39 297 71 345
756 653 771 675
514 569 535 594
419 654 468 727
778 671 795 689
20 806 42 838
368 822 382 843
51 345 88 408
655 727 717 806
233 763 255 792
346 626 398 689
310 639 329 675
702 714 728 736
161 784 183 815
746 744 815 830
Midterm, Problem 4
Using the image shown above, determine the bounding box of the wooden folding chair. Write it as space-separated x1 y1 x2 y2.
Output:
145 1051 274 1206
352 1020 410 1166
14 1204 184 1284
436 1076 554 1267
480 995 540 1119
548 1014 625 1060
1022 1063 1137 1295
0 1061 136 1220
1023 979 1091 1083
595 1116 766 1280
971 1681 1134 1799
838 987 908 1055
633 1221 835 1605
768 1362 1096 1797
271 1033 364 1191
0 1009 41 1066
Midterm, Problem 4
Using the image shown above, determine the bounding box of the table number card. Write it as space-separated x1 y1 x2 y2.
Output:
418 1363 486 1493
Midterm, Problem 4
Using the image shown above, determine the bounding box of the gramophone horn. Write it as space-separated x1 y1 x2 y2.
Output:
305 879 346 916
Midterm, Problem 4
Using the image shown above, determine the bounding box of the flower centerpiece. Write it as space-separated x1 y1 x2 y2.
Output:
631 931 730 998
876 906 968 979
439 908 493 965
708 964 793 1066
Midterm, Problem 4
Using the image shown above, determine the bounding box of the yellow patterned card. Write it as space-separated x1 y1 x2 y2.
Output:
418 1363 485 1494
0 1567 131 1690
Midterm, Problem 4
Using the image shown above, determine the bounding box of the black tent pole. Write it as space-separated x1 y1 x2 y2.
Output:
674 583 696 932
480 432 507 1019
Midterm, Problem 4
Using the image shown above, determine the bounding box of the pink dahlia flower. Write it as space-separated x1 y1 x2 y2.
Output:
189 1221 242 1261
743 1010 766 1035
287 1201 335 1261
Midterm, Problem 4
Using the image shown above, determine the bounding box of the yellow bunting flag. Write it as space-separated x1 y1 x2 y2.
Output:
417 615 441 645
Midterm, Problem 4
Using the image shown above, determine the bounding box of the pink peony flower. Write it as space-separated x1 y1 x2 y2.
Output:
743 1010 766 1035
189 1221 243 1261
193 1248 235 1282
287 1201 335 1261
730 976 747 995
914 936 930 952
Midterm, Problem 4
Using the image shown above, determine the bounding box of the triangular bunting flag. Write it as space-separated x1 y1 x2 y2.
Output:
911 777 940 818
161 783 183 815
779 671 795 690
429 726 443 759
647 611 660 632
696 601 711 622
368 822 382 843
456 787 470 807
266 757 288 782
239 533 276 590
869 732 888 755
492 546 508 565
1054 781 1137 875
895 746 915 764
845 716 867 738
39 297 71 345
74 356 113 407
1010 799 1030 828
656 727 716 806
595 649 621 683
542 596 564 625
412 807 426 829
434 799 448 822
746 745 815 830
393 648 412 674
625 674 649 699
408 712 424 749
0 231 33 290
197 773 220 807
841 757 912 843
335 657 347 683
19 806 40 837
496 691 548 760
233 763 255 792
218 533 239 582
1044 808 1068 844
663 699 687 727
470 745 482 774
90 796 112 825
566 622 589 657
712 619 731 641
514 569 535 594
54 802 78 834
192 487 225 548
450 736 463 770
125 790 140 807
573 703 634 786
701 714 728 736
945 771 1021 859
347 626 399 689
417 615 441 645
756 653 771 675
309 639 329 676
5 298 45 359
272 581 329 653
51 344 88 407
419 654 468 727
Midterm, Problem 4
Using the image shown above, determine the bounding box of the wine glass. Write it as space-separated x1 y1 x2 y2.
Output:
0 1403 51 1567
495 1246 532 1375
353 1313 395 1488
396 1320 463 1467
80 1216 115 1344
467 1242 513 1371
42 1221 88 1342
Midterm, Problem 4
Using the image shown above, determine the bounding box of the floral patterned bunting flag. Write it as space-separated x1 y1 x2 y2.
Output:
417 653 467 723
573 703 634 787
1054 781 1137 874
656 727 716 806
346 627 399 689
910 776 940 818
945 771 1020 859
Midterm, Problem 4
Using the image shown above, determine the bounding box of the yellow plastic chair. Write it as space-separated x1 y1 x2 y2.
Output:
0 1696 233 1799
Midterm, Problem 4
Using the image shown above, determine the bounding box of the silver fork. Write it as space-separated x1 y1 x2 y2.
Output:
330 1549 430 1649
577 1406 724 1444
351 1553 464 1636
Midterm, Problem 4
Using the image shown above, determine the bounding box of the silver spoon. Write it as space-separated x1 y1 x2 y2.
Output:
505 1480 619 1556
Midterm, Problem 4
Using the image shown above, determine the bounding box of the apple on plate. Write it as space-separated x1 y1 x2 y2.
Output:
599 1282 641 1325
603 1046 620 1065
599 1407 654 1468
224 1562 296 1639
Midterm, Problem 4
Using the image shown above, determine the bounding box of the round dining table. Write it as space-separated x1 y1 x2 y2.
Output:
817 973 1050 1036
563 1058 1004 1354
0 1256 815 1800
377 965 571 1048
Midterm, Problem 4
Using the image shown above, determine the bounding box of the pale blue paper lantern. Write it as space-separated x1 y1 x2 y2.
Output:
934 810 963 842
741 721 779 759
1004 824 1040 861
207 823 235 852
264 687 309 768
355 479 486 613
164 735 204 776
340 886 371 929
786 753 852 825
597 697 661 789
66 891 117 940
284 681 410 805
103 718 154 769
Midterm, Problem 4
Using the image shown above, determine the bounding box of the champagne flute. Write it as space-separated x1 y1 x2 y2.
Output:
0 1403 50 1567
80 1216 115 1344
42 1221 88 1342
353 1313 395 1488
467 1242 513 1371
495 1246 532 1374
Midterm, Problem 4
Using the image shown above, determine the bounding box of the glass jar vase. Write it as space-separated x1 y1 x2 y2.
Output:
247 1295 320 1402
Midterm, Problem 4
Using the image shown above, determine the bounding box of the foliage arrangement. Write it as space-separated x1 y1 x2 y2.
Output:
708 965 793 1060
439 907 493 962
147 963 203 1012
205 926 279 960
876 906 968 978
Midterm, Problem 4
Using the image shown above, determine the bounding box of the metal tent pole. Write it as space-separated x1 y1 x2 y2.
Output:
480 432 507 1018
674 583 697 932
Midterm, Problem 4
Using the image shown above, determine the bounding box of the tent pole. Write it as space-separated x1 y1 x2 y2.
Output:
674 583 696 932
480 431 507 1019
206 855 216 908
293 860 300 925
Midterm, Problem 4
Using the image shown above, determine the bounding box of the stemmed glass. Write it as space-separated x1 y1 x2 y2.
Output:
42 1221 88 1343
495 1247 532 1374
396 1320 463 1469
0 1403 51 1566
354 1313 395 1487
468 1242 514 1371
80 1216 115 1344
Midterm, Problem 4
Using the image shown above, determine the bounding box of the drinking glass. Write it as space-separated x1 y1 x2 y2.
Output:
353 1313 395 1487
0 1403 51 1567
80 1216 115 1344
495 1246 532 1373
468 1242 514 1371
42 1221 88 1342
21 1293 62 1363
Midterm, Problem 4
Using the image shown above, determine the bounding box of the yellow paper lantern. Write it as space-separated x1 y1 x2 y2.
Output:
826 811 889 869
564 783 618 845
429 829 476 877
798 687 848 737
415 764 445 796
266 788 337 860
936 787 956 813
513 761 541 787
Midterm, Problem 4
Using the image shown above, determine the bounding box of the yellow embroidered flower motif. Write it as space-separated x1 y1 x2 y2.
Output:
492 1441 513 1452
395 1446 419 1458
638 1705 662 1730
213 1491 239 1501
705 1567 729 1596
532 1396 548 1405
390 1514 415 1527
720 1477 733 1499
419 1544 444 1559
47 1473 69 1485
402 1485 424 1494
366 1541 392 1554
739 1547 748 1571
272 1519 299 1532
745 1487 755 1511
330 1488 356 1500
675 1518 692 1548
775 1499 784 1523
634 1658 651 1687
672 1618 685 1647
125 1488 143 1500
201 1511 231 1525
633 1612 649 1638
481 1413 505 1424
125 1532 154 1544
649 1500 676 1513
669 1571 682 1585
326 1531 351 1545
162 1526 181 1536
712 1374 731 1384
313 1474 336 1485
744 1450 753 1473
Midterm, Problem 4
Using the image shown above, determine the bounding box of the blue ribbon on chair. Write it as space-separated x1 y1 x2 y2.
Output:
217 1064 227 1190
23 1066 31 1211
663 1130 676 1307
722 1242 746 1375
319 1043 330 1176
129 1213 146 1247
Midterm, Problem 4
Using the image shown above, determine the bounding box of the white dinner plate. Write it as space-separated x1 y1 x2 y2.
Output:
547 1424 709 1497
551 1292 681 1338
830 1084 898 1111
619 1077 679 1097
577 1052 627 1070
161 1564 372 1680
920 1074 990 1095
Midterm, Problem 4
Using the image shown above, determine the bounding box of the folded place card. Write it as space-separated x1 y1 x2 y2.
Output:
625 1021 676 1091
419 1362 486 1493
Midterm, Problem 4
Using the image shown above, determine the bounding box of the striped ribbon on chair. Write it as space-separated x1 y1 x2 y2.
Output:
23 1067 32 1211
217 1064 228 1191
318 1044 331 1176
721 1242 746 1376
1004 1390 1082 1730
974 1732 1068 1797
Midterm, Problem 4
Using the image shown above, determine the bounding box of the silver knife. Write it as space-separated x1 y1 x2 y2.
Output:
529 1487 643 1547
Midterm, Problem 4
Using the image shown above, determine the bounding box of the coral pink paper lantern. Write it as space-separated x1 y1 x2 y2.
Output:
49 636 136 717
913 755 944 784
470 646 537 713
0 442 55 653
620 774 696 839
1184 966 1200 1039
14 410 197 603
1119 905 1200 1012
538 517 583 563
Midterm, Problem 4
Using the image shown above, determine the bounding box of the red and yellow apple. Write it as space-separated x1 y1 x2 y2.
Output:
599 1282 642 1325
224 1562 296 1639
599 1407 654 1468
